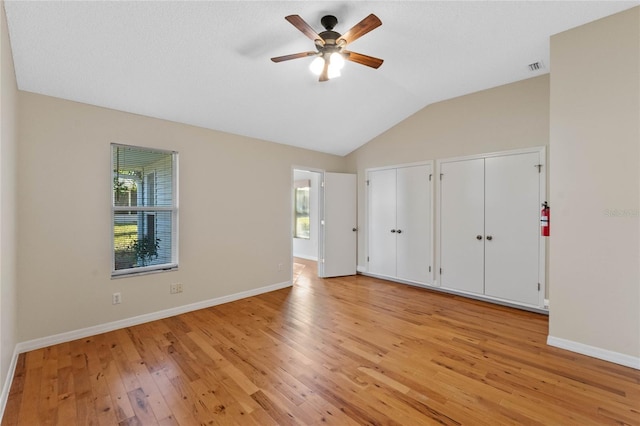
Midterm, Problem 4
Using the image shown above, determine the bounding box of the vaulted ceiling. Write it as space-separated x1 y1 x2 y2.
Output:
4 1 637 155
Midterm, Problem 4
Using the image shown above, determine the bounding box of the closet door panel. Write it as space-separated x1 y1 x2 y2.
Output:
396 164 432 283
484 153 540 305
439 159 485 294
368 169 397 277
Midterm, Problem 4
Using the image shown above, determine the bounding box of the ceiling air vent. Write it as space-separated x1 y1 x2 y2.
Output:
528 61 545 72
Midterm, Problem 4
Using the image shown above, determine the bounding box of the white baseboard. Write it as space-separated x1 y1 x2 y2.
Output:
356 265 366 273
0 347 20 422
360 271 548 314
15 280 292 354
547 335 640 370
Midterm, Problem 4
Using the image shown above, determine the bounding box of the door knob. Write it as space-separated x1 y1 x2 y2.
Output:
396 229 402 234
390 229 396 233
352 227 357 232
486 235 493 241
476 235 483 240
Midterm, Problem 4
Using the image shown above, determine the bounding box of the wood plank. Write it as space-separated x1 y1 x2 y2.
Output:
54 366 76 425
126 387 158 425
149 368 199 425
15 366 42 425
93 334 136 422
250 389 297 425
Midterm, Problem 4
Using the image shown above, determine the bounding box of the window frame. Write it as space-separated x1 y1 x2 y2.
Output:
111 143 179 277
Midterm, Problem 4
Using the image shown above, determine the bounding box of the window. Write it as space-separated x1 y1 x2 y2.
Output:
112 144 178 276
294 179 310 239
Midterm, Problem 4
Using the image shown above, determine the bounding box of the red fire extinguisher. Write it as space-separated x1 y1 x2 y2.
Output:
541 202 550 237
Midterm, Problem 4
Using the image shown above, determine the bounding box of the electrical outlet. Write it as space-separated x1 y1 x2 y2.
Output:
170 283 183 294
112 292 122 305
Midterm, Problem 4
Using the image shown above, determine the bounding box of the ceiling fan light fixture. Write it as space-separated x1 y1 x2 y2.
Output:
329 52 345 70
326 52 345 79
327 64 341 79
309 56 324 75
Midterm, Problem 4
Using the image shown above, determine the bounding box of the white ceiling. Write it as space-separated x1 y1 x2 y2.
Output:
4 1 638 156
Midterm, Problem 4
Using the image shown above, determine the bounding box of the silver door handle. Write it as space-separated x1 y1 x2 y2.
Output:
396 229 402 234
390 229 396 233
352 227 357 232
476 235 483 240
486 235 493 241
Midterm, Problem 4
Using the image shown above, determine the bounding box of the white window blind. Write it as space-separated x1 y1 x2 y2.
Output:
112 144 178 276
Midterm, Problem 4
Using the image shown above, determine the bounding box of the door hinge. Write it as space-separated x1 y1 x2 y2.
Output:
366 179 370 186
538 283 541 291
429 174 432 181
440 173 444 180
440 268 442 274
535 164 543 173
367 256 369 262
321 181 325 187
429 266 431 272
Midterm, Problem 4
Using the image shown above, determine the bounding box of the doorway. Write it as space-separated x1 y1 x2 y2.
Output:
292 169 322 262
292 168 358 279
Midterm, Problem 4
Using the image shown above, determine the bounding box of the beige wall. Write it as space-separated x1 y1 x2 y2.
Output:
549 7 639 358
346 75 550 269
17 92 347 341
0 1 18 398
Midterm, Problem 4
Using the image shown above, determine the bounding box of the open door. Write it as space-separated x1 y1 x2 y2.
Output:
319 172 357 277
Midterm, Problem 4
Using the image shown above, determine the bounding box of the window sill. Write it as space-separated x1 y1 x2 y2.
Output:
111 265 178 279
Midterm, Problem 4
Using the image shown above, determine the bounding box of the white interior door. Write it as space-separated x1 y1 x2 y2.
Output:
484 153 540 305
320 172 357 278
396 164 432 283
440 159 485 294
367 169 397 278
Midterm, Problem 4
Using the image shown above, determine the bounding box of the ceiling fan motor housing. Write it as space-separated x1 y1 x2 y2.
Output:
319 30 341 45
320 15 338 30
319 15 342 50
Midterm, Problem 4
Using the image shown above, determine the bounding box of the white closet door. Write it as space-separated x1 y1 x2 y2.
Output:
321 173 357 277
396 164 432 283
368 169 397 277
484 153 540 305
440 159 485 294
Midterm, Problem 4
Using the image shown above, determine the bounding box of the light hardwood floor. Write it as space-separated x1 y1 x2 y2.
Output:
3 257 639 425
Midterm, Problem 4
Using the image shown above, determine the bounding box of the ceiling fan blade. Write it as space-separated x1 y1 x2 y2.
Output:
271 51 317 63
344 51 384 69
319 60 329 82
285 15 325 46
337 14 382 45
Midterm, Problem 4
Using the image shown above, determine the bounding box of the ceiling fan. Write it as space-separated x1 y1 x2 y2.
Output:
271 14 383 82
